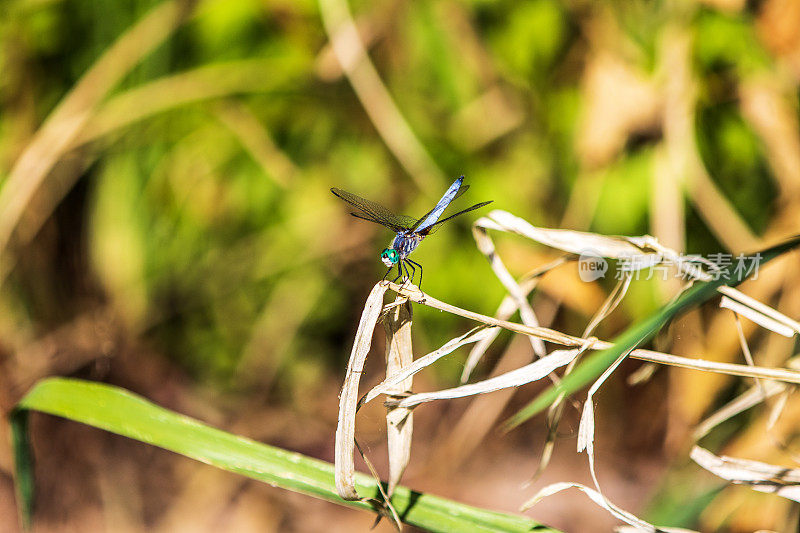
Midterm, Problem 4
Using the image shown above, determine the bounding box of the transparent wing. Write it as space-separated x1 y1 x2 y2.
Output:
410 177 469 232
418 201 493 235
331 188 417 232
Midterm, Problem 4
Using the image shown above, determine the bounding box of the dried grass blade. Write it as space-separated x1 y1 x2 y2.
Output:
528 339 599 483
616 527 699 532
389 284 800 386
525 276 629 482
335 282 388 500
472 225 546 357
363 326 495 405
474 210 646 258
583 274 632 338
522 403 562 486
354 439 402 530
461 264 553 382
388 283 800 384
387 349 579 409
473 211 766 290
318 0 443 193
691 446 800 502
389 283 584 347
509 234 800 426
462 327 504 384
731 311 765 401
521 481 684 532
767 387 790 432
577 346 632 456
75 60 281 147
628 349 800 383
693 381 785 440
720 296 795 338
383 297 413 496
719 286 800 335
574 348 645 533
0 0 192 286
626 363 657 385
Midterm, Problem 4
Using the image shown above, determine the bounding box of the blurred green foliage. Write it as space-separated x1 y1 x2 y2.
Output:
0 0 784 388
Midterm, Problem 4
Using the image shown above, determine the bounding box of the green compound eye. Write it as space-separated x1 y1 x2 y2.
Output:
380 248 399 265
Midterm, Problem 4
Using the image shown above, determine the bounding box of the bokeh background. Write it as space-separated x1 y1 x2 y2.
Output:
1 0 800 531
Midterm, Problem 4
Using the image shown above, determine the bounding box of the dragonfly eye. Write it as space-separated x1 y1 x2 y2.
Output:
380 248 399 265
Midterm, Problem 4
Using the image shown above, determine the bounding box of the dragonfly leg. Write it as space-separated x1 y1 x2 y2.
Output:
383 265 393 281
406 259 423 290
405 261 416 286
391 264 403 283
398 261 410 287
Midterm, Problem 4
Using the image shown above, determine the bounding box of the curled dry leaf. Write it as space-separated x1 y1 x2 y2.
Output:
386 349 579 409
382 296 413 496
335 282 388 501
520 481 694 533
691 446 800 503
474 210 648 259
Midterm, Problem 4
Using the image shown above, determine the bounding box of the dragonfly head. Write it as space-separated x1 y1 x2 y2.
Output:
380 248 399 267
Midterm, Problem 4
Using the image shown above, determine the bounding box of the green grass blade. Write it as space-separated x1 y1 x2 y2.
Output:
10 409 33 530
504 236 800 429
12 377 556 533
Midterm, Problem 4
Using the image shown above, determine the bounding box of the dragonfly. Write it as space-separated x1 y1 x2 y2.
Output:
331 176 492 288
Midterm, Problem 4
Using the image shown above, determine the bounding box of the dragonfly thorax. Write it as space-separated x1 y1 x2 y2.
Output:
381 233 422 266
